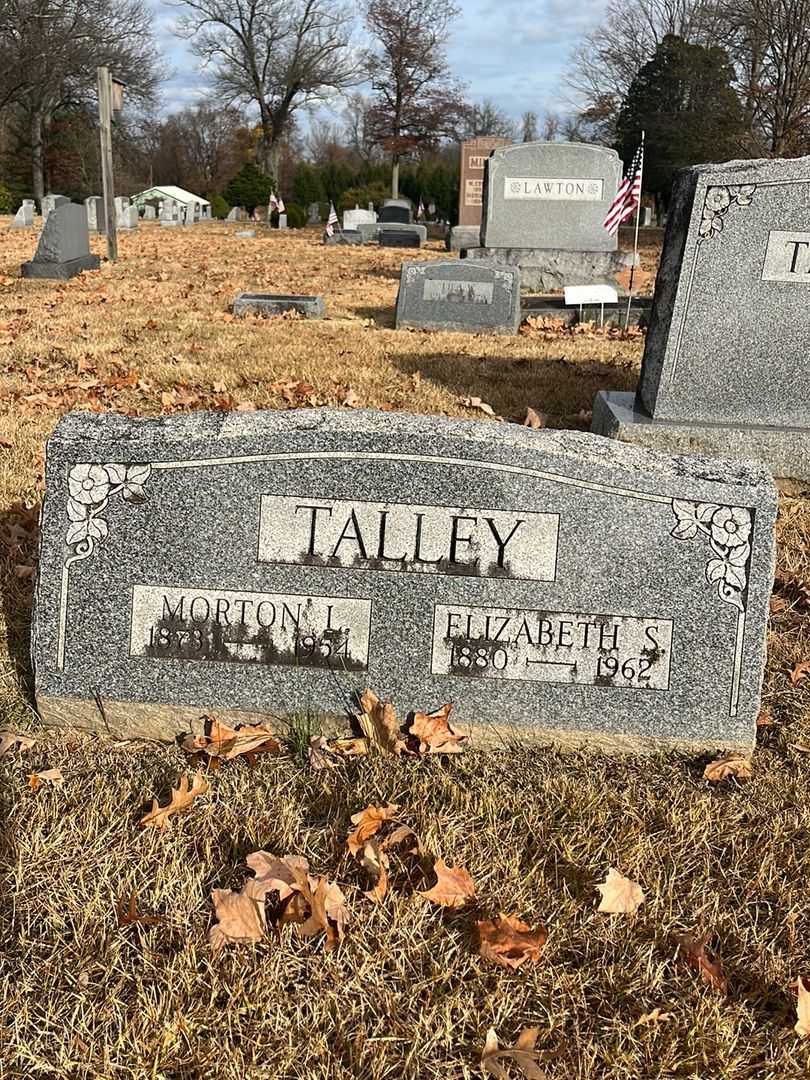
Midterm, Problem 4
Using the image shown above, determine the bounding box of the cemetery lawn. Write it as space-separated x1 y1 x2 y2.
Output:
1 221 810 1079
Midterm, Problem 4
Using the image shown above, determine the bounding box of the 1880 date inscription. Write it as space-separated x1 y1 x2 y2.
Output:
129 585 371 670
432 604 672 689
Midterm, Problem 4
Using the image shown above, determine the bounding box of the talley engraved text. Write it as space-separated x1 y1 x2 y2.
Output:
432 604 672 689
258 497 559 579
761 230 810 283
130 585 371 670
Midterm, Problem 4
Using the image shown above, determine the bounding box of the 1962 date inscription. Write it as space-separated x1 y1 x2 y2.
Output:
431 604 672 689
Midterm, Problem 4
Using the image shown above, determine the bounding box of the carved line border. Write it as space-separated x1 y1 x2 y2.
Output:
57 450 752 717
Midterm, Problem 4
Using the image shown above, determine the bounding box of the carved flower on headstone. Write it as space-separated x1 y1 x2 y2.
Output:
705 187 732 213
68 463 111 505
670 500 752 612
728 184 755 206
710 506 751 549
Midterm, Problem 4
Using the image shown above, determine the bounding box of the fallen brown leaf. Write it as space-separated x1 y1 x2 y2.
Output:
0 730 36 756
140 772 209 828
408 702 466 754
681 932 728 993
703 753 753 783
796 977 810 1037
522 406 546 429
462 395 500 419
596 868 644 913
477 913 548 970
636 1008 673 1025
116 891 164 927
790 660 810 687
481 1027 547 1079
27 767 64 790
328 736 369 756
347 803 401 855
418 858 476 908
209 885 266 952
181 716 281 761
288 863 350 950
756 708 775 727
357 689 407 754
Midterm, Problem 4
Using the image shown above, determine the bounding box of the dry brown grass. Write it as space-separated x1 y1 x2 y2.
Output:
1 220 810 1079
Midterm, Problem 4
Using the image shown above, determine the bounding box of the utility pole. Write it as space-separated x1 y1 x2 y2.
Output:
97 66 121 263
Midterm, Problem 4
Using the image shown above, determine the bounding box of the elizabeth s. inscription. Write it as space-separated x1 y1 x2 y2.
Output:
33 409 776 750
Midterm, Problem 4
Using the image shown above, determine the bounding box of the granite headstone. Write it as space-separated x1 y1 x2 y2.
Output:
395 259 520 334
233 292 325 318
592 156 810 480
21 203 100 280
11 203 34 228
34 409 775 752
344 208 377 230
42 194 68 222
379 201 411 225
380 229 421 248
85 196 106 233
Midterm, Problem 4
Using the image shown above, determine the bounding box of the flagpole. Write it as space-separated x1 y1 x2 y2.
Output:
624 129 645 331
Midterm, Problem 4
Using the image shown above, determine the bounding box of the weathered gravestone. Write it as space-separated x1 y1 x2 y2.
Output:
307 203 321 225
468 142 633 290
85 196 106 233
160 200 179 227
395 260 520 334
277 213 288 229
11 203 34 228
592 156 810 481
344 208 377 230
143 205 156 220
42 194 68 222
115 197 135 230
233 292 325 318
379 200 411 224
451 136 511 251
34 409 775 751
21 203 100 280
380 230 421 248
324 229 362 246
226 207 241 222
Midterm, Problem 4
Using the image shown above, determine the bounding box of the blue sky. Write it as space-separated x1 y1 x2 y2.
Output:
150 0 607 125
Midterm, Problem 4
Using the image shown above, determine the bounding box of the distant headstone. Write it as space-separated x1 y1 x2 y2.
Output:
641 207 653 226
457 136 511 229
160 200 178 227
278 213 288 229
21 203 100 280
11 203 34 228
42 194 68 222
33 408 776 752
324 229 362 246
481 142 620 251
593 156 810 480
344 208 377 230
235 229 256 238
84 196 106 233
380 229 421 248
233 292 325 318
307 203 321 224
226 207 240 221
379 201 411 224
127 205 139 228
395 259 520 334
143 205 156 220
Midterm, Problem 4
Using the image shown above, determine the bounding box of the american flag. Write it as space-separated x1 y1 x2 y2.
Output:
416 200 425 219
325 202 339 237
269 192 285 214
603 145 643 236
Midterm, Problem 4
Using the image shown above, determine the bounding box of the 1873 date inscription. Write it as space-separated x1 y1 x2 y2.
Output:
432 604 672 689
129 585 371 670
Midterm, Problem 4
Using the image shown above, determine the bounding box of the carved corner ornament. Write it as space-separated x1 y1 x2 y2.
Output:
698 184 756 240
65 462 151 565
670 499 752 613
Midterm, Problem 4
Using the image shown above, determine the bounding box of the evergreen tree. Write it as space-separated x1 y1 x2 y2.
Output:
224 162 274 212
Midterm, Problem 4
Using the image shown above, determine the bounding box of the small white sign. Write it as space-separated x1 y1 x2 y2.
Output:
564 285 618 306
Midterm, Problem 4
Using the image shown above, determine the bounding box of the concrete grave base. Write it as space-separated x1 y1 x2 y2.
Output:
464 247 635 291
448 226 482 251
522 295 652 327
21 253 100 280
233 292 325 318
592 391 810 483
324 230 362 245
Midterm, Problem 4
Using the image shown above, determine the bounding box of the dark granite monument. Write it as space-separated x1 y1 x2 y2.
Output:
395 260 520 334
21 203 100 280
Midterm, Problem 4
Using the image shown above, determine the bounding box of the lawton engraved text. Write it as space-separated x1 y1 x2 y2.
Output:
130 585 370 670
761 230 810 282
258 497 559 580
432 604 672 689
504 177 605 202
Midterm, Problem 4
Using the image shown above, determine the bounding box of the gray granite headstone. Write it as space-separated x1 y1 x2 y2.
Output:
395 259 520 334
481 142 621 251
380 226 423 248
34 408 775 752
593 156 810 481
226 207 241 221
143 205 156 220
21 203 100 279
344 208 376 229
11 204 34 228
42 194 68 222
379 201 411 224
307 203 321 224
233 292 325 318
85 196 106 233
160 200 179 227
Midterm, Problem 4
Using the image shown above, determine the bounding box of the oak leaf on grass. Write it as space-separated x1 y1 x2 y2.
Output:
181 716 281 761
210 885 266 952
140 772 209 829
795 977 810 1037
0 730 35 756
408 703 466 754
357 689 408 755
481 1028 547 1079
790 660 810 687
680 932 727 993
418 858 476 908
636 1008 672 1025
477 913 547 970
703 753 753 783
28 767 63 790
347 803 401 855
596 868 644 913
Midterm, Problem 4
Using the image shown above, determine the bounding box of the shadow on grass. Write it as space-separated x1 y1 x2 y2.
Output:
354 304 396 329
0 503 38 708
389 351 639 426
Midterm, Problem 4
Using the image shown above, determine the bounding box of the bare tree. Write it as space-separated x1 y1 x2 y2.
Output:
0 0 161 203
521 110 538 141
343 91 381 164
462 99 515 139
173 0 360 181
364 0 466 196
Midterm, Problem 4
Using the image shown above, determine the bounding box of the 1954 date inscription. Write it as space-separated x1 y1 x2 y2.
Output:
431 604 672 689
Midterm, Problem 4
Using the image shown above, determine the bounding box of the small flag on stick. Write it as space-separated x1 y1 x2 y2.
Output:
603 145 643 236
269 192 285 214
416 200 425 220
325 202 339 237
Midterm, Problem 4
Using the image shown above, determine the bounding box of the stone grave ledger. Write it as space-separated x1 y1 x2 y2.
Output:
34 409 776 751
592 156 810 480
481 142 621 252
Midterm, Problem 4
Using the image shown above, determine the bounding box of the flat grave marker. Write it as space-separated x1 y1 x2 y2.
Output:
395 259 520 334
34 408 776 752
233 292 325 318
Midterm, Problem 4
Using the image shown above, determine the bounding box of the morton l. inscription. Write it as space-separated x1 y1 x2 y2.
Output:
33 408 776 750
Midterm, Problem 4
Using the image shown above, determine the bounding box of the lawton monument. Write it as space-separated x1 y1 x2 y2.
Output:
34 409 775 752
450 136 511 252
593 156 810 481
466 141 635 290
